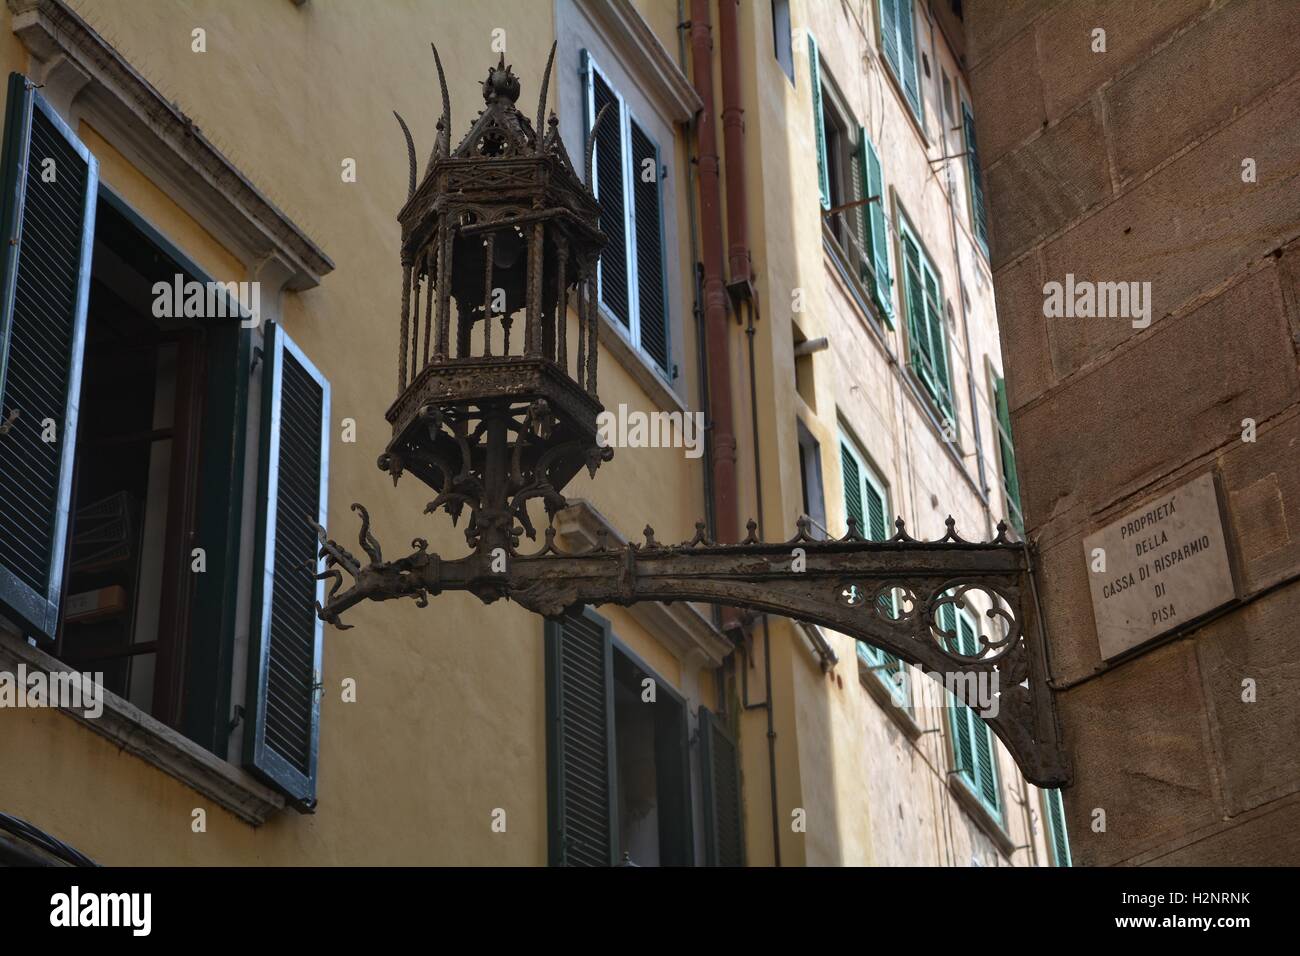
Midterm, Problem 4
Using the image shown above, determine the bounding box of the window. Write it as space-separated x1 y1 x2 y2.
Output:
583 52 670 376
878 0 923 124
840 433 908 704
942 602 1002 821
546 607 722 866
0 76 331 808
796 419 827 536
808 37 894 326
992 373 1023 533
772 0 795 85
962 103 990 254
898 213 954 423
1043 787 1072 866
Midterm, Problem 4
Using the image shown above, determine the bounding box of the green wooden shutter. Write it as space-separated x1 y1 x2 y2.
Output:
545 607 618 866
840 440 864 534
962 103 989 253
942 604 976 780
808 33 829 210
901 231 930 388
584 51 629 328
862 133 893 326
896 0 922 120
629 119 669 373
879 0 900 81
961 614 1000 815
1044 788 1071 866
0 74 98 643
923 265 951 415
700 707 745 866
993 375 1023 531
245 322 330 808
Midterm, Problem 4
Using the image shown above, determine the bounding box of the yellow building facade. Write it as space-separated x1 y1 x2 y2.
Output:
0 0 1066 867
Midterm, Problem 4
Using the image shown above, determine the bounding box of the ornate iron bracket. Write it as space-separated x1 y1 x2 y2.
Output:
313 509 1071 788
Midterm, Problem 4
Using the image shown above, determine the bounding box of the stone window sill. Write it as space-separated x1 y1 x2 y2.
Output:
0 632 285 826
947 771 1015 858
857 655 923 741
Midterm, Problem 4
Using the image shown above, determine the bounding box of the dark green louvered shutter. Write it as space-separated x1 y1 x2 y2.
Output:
545 608 618 866
896 0 922 120
808 33 829 210
245 322 330 807
923 267 951 415
994 375 1023 531
840 440 863 533
584 51 629 328
630 119 668 373
879 0 900 81
962 103 989 254
902 231 928 383
1044 788 1071 866
961 614 1000 814
860 132 893 325
700 707 744 866
0 74 97 642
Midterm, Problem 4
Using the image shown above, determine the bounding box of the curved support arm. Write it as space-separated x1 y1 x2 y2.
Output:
313 509 1071 788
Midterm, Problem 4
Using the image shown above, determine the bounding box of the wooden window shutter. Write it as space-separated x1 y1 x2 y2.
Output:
901 231 929 387
960 613 1000 815
629 119 669 372
545 607 618 866
994 375 1022 527
1044 788 1072 866
861 133 894 326
700 707 744 866
584 51 629 328
245 322 330 808
879 0 901 82
896 0 922 120
808 33 830 210
839 440 863 534
0 74 98 642
962 103 989 253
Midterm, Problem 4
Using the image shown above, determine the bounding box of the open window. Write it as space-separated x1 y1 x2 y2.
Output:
0 75 331 809
546 607 712 866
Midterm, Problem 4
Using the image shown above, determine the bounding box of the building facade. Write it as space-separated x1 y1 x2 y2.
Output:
965 0 1300 866
0 0 1065 867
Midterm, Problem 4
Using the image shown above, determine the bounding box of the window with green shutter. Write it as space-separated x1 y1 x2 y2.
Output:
546 607 701 866
858 132 894 325
583 51 671 376
899 214 955 425
992 373 1023 533
943 602 1002 821
808 33 830 210
1043 787 1072 866
962 103 989 254
878 0 923 123
841 432 907 704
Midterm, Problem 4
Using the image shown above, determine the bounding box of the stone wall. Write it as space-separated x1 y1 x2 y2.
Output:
965 0 1300 865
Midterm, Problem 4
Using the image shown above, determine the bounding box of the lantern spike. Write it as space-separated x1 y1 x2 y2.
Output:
535 41 556 150
430 42 451 163
393 110 417 201
585 101 614 191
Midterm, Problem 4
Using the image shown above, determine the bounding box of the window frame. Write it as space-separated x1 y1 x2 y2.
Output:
1042 787 1072 866
772 0 795 86
943 601 1003 823
897 209 955 424
961 99 990 256
877 0 925 128
582 50 672 378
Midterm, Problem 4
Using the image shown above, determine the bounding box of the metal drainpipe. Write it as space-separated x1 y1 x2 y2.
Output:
689 0 741 570
716 0 781 868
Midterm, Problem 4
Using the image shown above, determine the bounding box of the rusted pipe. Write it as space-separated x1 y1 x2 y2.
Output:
717 0 752 287
689 0 740 559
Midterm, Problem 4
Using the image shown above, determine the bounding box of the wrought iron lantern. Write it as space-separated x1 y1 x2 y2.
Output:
312 49 1071 788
